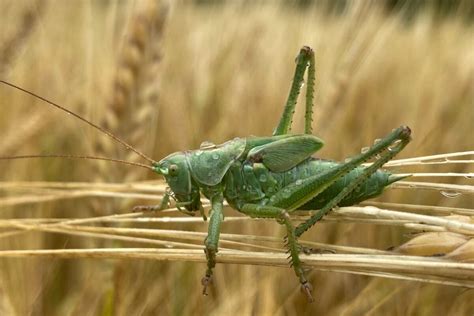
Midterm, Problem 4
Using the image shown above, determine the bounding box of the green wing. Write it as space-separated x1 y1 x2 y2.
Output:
186 138 246 186
246 135 324 172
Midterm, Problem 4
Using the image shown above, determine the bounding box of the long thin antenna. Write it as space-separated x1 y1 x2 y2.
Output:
0 80 157 165
0 154 155 171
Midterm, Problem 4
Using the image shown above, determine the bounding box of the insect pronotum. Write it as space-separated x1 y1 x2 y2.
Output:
0 46 411 302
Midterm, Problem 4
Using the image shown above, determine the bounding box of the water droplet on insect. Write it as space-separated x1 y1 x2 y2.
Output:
440 191 462 198
242 185 247 190
388 140 402 152
296 179 303 185
212 154 219 160
361 147 369 154
374 138 381 145
200 140 216 149
259 174 267 182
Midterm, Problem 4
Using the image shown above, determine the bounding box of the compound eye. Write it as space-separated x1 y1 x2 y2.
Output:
169 164 179 176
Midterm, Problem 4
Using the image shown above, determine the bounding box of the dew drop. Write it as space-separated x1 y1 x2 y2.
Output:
283 189 291 198
440 191 462 198
195 150 203 156
361 147 369 154
212 154 219 160
374 138 381 145
344 158 351 163
259 174 267 182
200 140 216 149
296 179 303 185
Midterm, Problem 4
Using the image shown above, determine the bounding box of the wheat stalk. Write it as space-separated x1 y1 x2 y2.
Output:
0 248 471 288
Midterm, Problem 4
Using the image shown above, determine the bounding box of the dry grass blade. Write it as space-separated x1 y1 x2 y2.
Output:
395 172 474 178
392 181 474 194
0 180 166 192
0 248 471 288
364 201 474 216
385 151 474 167
332 206 474 235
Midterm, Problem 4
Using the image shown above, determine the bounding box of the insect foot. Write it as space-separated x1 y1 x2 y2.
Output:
300 281 314 303
301 246 336 255
201 274 213 296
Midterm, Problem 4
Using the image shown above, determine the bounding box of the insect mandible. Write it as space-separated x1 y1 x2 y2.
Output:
0 46 411 302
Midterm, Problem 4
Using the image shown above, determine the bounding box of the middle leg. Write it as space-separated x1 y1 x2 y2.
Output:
239 203 314 302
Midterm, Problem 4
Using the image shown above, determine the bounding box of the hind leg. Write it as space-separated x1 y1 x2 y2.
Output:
273 46 316 136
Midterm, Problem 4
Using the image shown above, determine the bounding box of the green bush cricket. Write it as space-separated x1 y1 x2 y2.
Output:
0 46 411 302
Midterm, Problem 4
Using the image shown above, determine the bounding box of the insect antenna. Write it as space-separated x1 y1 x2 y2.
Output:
0 80 158 165
0 154 155 171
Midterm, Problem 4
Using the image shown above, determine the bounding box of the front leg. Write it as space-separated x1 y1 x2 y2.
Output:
132 188 171 212
202 192 224 295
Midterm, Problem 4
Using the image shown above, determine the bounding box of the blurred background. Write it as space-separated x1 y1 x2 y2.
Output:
0 0 473 315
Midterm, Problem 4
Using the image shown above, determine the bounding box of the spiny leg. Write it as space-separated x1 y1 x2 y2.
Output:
250 126 410 300
202 193 224 295
267 126 412 214
132 189 171 212
273 46 315 136
295 126 411 237
132 188 198 216
239 204 314 302
304 47 316 134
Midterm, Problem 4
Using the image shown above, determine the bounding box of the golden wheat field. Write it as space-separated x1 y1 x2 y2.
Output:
0 0 473 315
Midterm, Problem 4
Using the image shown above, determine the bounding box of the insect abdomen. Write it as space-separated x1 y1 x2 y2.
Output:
279 159 394 209
224 158 397 210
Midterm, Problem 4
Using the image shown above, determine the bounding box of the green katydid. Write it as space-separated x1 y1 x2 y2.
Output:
0 46 411 302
